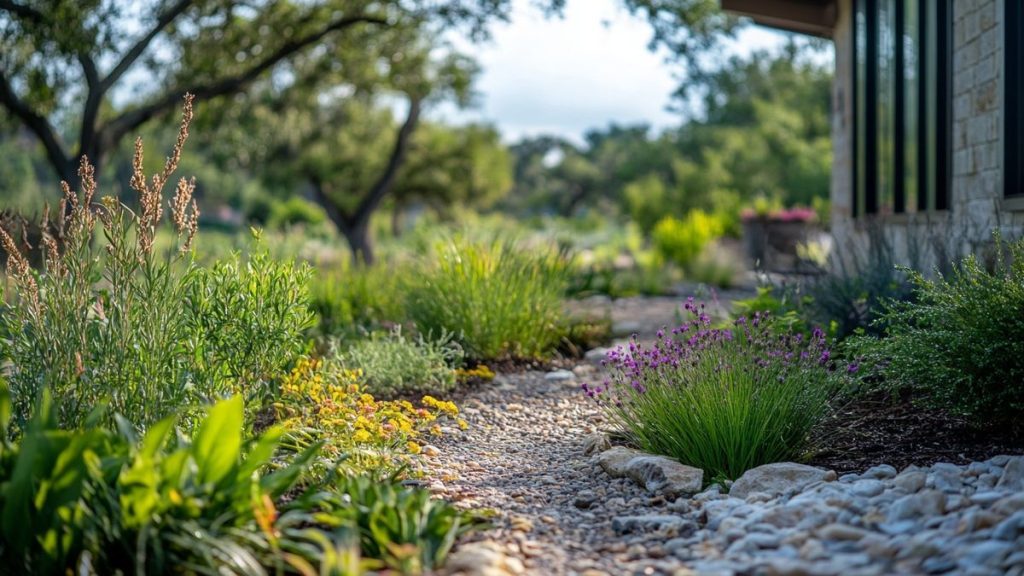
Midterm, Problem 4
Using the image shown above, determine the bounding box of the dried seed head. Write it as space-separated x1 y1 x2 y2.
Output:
41 233 63 277
0 225 40 312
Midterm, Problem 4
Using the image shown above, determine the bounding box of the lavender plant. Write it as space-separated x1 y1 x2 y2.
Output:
585 299 840 481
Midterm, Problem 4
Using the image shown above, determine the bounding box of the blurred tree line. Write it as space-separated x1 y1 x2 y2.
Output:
0 0 829 262
504 42 832 235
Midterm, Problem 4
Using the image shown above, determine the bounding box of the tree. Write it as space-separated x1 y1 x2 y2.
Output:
195 19 493 263
0 0 529 195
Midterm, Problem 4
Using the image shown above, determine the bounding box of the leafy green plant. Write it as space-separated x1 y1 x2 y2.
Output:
803 227 915 339
0 99 310 431
405 237 570 361
0 388 320 574
309 474 482 574
846 235 1024 428
187 232 314 404
651 210 725 270
337 329 462 398
732 285 814 336
586 300 840 482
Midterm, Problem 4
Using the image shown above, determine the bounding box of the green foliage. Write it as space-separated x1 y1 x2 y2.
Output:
685 242 744 288
0 147 311 431
310 262 406 339
590 306 838 482
405 238 569 361
804 234 915 339
845 236 1024 428
337 329 463 398
651 210 725 270
187 238 315 404
0 383 478 574
732 285 814 336
312 474 482 574
0 392 320 574
268 196 328 229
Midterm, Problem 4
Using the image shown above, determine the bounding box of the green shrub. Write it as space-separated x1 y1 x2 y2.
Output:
0 385 478 575
846 235 1024 427
0 100 311 430
586 301 839 482
337 329 463 397
651 210 725 270
405 237 569 361
311 262 406 339
732 285 815 337
267 196 327 229
187 236 314 404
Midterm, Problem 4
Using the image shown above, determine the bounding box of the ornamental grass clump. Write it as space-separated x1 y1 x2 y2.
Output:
405 237 570 361
585 299 838 482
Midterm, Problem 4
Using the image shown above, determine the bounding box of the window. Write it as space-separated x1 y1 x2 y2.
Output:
853 0 949 216
1007 0 1023 198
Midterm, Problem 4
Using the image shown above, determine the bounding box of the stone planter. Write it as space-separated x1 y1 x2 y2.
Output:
741 217 820 272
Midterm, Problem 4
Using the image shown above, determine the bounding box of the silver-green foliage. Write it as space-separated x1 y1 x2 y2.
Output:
338 328 462 397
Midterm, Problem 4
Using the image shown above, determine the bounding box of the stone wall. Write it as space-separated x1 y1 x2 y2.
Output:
829 0 1024 274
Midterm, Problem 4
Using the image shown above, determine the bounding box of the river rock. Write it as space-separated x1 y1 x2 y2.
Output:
730 463 837 500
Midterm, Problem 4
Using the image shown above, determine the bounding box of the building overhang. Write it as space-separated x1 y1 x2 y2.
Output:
720 0 838 38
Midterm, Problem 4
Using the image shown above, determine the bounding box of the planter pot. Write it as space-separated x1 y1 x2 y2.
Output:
742 218 820 272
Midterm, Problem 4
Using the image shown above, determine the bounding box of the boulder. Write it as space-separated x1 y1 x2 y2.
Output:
730 463 837 500
595 446 704 497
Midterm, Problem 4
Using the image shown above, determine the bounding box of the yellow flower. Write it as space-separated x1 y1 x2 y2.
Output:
353 429 372 443
407 441 422 454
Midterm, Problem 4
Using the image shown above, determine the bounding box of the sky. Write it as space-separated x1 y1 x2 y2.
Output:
440 0 806 144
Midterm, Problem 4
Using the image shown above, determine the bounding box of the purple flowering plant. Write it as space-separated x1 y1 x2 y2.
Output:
583 298 843 482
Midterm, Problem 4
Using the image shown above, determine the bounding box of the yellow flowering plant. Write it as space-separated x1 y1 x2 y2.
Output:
274 357 468 475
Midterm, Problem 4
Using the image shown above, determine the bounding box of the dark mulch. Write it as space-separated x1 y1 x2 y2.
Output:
807 389 1023 474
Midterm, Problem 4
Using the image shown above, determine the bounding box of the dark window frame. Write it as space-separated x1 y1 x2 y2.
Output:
852 0 950 216
1007 0 1023 198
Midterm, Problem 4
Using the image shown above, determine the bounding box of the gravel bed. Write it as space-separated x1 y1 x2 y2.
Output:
431 364 1024 576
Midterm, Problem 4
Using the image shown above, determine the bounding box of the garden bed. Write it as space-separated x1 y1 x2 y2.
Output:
809 390 1023 474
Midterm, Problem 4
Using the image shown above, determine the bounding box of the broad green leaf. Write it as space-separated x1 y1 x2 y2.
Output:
192 396 243 486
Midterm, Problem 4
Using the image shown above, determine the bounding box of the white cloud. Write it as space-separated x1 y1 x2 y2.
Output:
437 0 813 144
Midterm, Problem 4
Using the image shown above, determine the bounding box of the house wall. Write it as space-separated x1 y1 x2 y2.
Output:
830 0 1024 273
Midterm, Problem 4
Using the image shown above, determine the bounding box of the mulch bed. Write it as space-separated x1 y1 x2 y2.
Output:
807 389 1023 474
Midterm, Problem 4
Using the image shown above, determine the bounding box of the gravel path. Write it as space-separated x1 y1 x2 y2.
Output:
429 296 1024 576
431 366 688 575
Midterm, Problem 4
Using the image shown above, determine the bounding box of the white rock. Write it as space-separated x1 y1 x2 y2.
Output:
996 456 1024 491
887 490 946 522
544 369 575 382
729 463 837 500
595 446 703 497
863 464 898 480
446 541 524 576
893 470 927 493
625 455 704 497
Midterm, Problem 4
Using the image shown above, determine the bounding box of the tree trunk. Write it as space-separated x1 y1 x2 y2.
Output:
341 218 375 266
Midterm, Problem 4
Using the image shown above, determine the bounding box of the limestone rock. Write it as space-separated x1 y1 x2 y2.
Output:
445 541 525 576
730 463 837 500
595 446 703 497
